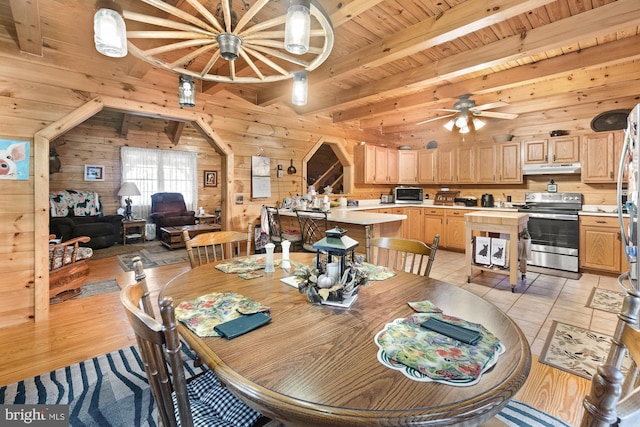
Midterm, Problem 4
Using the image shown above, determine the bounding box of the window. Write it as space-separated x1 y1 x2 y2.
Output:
121 146 198 219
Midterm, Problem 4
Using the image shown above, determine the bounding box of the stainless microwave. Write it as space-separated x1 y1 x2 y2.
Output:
394 187 423 204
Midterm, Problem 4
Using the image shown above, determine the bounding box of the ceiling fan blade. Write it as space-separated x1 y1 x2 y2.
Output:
431 108 459 113
416 113 456 125
472 101 509 111
472 110 518 120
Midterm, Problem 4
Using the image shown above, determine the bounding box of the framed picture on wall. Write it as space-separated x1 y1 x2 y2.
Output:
84 165 105 181
204 170 217 187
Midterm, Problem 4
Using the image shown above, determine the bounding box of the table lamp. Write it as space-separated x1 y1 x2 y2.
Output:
118 182 141 220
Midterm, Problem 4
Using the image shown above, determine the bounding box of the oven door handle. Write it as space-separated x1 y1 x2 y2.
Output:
527 213 578 220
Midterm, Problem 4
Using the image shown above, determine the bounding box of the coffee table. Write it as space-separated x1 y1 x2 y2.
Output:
160 224 221 249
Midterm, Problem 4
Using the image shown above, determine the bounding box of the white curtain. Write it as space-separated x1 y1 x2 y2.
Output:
120 146 198 220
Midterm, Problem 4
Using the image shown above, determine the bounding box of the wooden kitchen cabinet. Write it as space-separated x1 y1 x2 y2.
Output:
422 208 444 246
581 131 624 183
403 207 423 240
437 147 474 183
397 150 418 184
355 145 398 184
444 209 467 250
476 142 521 184
579 216 623 273
417 149 437 183
498 142 522 183
523 136 580 165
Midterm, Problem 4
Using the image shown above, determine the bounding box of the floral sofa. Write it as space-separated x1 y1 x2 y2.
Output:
49 190 124 249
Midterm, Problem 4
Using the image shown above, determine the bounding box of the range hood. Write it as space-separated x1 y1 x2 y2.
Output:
522 163 581 175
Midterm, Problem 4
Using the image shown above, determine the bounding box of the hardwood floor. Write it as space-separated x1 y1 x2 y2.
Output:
0 250 593 425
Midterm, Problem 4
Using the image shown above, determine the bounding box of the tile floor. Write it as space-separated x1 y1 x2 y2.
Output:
430 249 623 356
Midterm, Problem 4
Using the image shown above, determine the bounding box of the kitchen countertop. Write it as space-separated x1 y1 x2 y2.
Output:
278 208 407 225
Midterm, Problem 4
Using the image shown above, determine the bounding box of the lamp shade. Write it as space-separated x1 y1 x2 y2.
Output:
291 70 308 105
472 117 486 130
94 1 127 58
284 0 311 54
118 182 141 197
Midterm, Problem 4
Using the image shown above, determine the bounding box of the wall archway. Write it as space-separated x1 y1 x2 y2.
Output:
34 96 233 321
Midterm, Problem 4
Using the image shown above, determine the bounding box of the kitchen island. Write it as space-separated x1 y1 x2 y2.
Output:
278 208 406 257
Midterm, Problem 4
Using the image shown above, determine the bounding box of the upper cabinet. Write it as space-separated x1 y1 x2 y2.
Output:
437 146 474 183
397 150 418 184
476 142 522 184
355 145 398 184
581 131 624 183
417 150 438 184
523 136 580 165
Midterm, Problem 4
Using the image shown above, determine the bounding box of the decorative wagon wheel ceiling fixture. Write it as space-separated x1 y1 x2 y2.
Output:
104 0 334 106
416 94 519 134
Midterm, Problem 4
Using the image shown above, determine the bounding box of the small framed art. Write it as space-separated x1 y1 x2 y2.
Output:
204 170 217 187
84 165 105 181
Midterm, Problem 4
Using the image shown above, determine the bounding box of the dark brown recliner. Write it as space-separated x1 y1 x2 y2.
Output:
150 192 196 239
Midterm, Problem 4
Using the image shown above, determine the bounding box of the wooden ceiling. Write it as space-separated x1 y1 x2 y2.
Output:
4 0 640 142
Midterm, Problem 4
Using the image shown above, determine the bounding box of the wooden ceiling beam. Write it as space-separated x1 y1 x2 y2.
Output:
354 35 640 130
166 120 185 144
119 113 131 139
9 0 42 56
256 0 557 106
302 0 640 116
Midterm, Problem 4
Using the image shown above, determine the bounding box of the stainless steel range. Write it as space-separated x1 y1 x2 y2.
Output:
518 192 582 272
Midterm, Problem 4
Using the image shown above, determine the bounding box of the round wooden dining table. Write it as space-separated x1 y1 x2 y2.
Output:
159 253 531 427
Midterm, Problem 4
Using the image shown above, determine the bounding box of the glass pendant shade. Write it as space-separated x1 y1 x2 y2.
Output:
285 0 311 54
443 119 455 131
178 75 196 107
94 4 127 58
472 117 486 129
460 126 470 134
454 115 468 129
442 119 456 132
292 71 308 105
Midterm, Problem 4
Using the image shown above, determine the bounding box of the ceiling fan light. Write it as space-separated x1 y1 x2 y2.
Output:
472 117 486 129
285 0 311 54
443 119 455 131
460 126 470 134
291 70 308 105
455 115 468 129
94 2 127 58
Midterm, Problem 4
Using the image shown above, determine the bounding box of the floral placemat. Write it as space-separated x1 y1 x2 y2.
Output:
175 292 270 337
374 313 504 386
357 262 396 281
216 256 304 274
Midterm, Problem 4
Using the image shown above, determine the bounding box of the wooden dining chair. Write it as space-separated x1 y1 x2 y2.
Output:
368 235 440 277
581 280 640 427
295 209 328 252
183 223 252 268
120 258 268 427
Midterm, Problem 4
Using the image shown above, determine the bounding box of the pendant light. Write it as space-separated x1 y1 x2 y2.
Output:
472 117 486 130
93 0 127 58
178 75 196 107
284 0 311 54
291 70 308 106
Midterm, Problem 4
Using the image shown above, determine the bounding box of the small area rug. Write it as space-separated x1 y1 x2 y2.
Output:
104 241 189 272
0 343 568 427
539 321 630 380
586 287 625 314
49 279 120 304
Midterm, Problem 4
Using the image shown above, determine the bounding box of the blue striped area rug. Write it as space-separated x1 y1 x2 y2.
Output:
495 399 572 426
0 344 570 427
0 344 205 427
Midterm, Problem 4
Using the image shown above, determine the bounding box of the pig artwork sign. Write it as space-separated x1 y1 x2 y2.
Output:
0 139 30 180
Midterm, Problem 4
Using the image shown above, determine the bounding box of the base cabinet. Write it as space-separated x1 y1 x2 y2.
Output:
443 209 467 250
423 208 443 246
579 216 623 273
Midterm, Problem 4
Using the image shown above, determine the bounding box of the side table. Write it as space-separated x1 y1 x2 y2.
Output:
195 213 216 224
122 219 147 245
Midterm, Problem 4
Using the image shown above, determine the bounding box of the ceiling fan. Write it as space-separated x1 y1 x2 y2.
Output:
417 94 518 132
